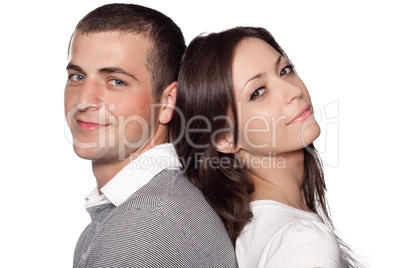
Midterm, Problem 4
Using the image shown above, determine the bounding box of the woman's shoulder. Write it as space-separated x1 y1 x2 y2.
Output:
236 200 344 268
243 200 339 246
248 199 323 228
259 218 343 267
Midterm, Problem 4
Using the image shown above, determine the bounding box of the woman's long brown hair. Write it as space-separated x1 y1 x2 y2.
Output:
171 26 359 267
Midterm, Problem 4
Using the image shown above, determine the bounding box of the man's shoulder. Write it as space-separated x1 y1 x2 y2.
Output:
118 168 224 228
150 168 225 228
116 169 206 211
86 169 237 267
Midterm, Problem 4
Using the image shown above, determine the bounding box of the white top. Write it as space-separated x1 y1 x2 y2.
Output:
84 143 181 208
236 200 345 268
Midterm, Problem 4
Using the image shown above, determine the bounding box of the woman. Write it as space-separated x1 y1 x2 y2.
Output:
171 27 358 267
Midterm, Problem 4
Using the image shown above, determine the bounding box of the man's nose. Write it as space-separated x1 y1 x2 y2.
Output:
75 80 103 111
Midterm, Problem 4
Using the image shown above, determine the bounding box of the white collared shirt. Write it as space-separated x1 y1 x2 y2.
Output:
84 143 181 208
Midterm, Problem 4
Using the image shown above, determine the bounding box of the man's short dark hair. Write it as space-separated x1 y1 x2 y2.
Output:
74 3 186 101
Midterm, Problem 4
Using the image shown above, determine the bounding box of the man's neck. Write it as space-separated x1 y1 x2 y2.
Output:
92 156 134 192
92 127 169 192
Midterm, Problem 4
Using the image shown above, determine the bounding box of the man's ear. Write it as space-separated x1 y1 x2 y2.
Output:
216 133 240 154
159 82 177 124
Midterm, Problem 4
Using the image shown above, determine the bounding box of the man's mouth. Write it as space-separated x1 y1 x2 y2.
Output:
77 120 109 131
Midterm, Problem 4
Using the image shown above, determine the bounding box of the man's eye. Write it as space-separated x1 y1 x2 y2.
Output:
250 86 266 101
108 79 126 86
70 74 85 82
280 64 295 77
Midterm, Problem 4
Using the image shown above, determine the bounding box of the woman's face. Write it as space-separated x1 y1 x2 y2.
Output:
231 37 320 157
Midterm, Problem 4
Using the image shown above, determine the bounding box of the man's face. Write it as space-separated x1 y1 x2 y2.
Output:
64 31 157 163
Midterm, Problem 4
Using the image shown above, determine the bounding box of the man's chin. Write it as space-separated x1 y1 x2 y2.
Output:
73 146 104 161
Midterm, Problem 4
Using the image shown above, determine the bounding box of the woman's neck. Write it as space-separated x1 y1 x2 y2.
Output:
243 149 310 212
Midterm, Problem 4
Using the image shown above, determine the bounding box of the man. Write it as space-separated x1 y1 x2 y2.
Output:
64 4 237 267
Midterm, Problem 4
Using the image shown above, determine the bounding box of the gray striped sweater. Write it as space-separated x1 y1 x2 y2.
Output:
73 169 237 267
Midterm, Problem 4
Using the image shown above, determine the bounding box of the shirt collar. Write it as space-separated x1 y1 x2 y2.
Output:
84 188 111 209
96 143 181 207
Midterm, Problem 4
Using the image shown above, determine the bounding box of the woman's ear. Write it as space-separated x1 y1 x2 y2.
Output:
159 82 177 124
216 133 240 154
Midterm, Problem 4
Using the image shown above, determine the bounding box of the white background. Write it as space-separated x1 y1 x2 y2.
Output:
1 0 400 267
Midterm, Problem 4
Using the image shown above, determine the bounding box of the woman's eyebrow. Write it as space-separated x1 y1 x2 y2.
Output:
276 55 283 67
241 55 283 93
242 73 266 93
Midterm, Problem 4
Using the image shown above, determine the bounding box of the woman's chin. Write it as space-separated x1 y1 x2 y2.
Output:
302 122 321 147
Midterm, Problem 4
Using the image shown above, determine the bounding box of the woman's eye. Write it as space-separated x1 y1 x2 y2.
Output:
108 79 126 86
70 74 85 82
250 87 266 101
280 65 295 77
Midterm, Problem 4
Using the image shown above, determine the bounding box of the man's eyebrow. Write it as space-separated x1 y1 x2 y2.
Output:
66 63 84 73
99 67 138 81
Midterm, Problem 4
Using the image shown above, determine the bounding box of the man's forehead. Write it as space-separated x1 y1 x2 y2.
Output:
70 29 151 46
68 30 152 60
72 30 152 44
